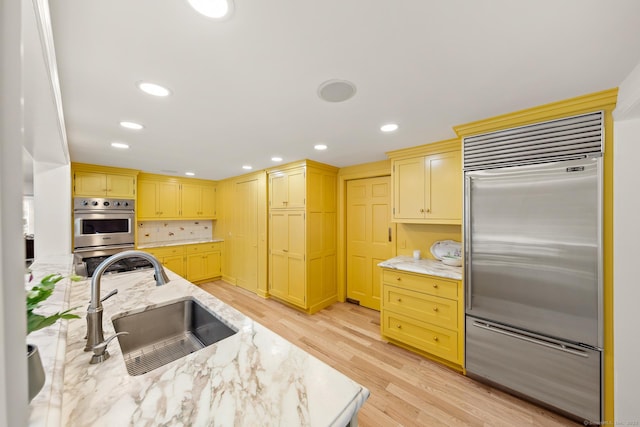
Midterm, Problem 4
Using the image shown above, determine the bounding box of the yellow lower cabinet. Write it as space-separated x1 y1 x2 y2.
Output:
140 246 186 278
163 254 186 277
186 243 222 282
381 268 464 371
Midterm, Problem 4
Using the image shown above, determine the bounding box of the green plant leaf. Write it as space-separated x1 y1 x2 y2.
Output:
26 274 80 335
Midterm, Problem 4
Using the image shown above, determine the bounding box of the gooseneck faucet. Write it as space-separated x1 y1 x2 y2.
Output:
84 250 170 356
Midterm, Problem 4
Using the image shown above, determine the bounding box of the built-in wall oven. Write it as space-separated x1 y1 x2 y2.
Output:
73 197 152 277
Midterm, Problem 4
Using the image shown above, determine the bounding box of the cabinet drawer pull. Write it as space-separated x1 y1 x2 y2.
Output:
283 249 289 252
433 307 438 312
432 284 438 289
396 277 401 281
433 336 439 342
396 298 402 302
396 324 402 329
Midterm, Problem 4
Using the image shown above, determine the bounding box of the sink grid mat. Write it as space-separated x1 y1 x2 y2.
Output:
123 332 205 376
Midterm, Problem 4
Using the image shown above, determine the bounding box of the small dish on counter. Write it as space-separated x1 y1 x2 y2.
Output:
441 256 462 267
430 240 462 260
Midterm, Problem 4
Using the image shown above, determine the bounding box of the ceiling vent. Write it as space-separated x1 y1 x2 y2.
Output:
318 79 357 103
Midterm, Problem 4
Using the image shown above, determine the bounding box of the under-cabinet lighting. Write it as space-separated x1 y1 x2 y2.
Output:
137 81 171 97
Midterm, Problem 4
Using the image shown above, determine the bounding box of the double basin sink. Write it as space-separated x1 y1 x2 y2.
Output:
112 297 237 376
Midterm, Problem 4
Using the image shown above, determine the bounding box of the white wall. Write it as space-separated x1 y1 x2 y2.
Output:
33 161 71 257
613 59 640 423
0 0 29 424
613 117 640 423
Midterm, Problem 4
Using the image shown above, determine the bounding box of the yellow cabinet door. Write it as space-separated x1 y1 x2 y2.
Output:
181 183 201 217
106 174 136 198
157 181 180 218
137 180 159 218
186 253 207 281
163 254 185 277
74 172 107 196
269 167 305 209
205 251 221 278
201 185 216 218
425 151 462 222
269 211 306 308
393 157 426 219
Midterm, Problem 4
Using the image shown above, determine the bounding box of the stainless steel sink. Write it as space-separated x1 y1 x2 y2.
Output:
112 297 237 376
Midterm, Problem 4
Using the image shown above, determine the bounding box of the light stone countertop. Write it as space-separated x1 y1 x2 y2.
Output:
136 238 224 249
28 256 369 426
378 255 463 280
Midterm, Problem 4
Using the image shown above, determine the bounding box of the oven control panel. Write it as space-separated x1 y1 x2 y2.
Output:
74 198 135 211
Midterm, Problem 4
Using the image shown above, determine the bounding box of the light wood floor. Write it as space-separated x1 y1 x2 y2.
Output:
199 281 578 427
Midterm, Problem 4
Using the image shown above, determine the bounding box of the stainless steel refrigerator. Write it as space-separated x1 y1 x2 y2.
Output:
463 112 603 423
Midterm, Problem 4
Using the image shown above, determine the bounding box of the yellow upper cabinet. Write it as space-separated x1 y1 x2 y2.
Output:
182 182 217 219
387 139 462 224
72 163 138 198
269 166 305 209
137 173 217 220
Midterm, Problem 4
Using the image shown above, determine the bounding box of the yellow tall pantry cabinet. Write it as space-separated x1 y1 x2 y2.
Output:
267 160 338 314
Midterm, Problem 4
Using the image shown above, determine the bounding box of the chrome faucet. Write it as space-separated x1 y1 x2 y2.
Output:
84 250 170 357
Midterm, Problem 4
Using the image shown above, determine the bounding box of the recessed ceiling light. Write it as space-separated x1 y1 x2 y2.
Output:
314 144 328 151
185 172 196 176
119 121 144 130
380 123 399 132
137 81 171 97
242 165 253 170
271 156 283 162
111 142 130 149
187 0 233 19
318 79 357 103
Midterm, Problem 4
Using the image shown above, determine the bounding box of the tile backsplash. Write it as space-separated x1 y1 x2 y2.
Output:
137 220 213 246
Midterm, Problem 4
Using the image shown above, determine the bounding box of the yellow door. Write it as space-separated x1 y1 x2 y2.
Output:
346 176 393 310
157 181 180 217
137 180 158 218
205 252 221 278
181 183 201 217
286 211 306 307
425 151 462 221
393 157 425 220
269 210 305 307
74 172 106 196
186 253 207 281
286 168 306 209
201 185 216 218
269 212 289 299
106 174 135 198
236 179 259 293
163 254 185 277
270 174 288 208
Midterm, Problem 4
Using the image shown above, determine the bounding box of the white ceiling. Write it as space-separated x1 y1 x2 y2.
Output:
49 0 640 181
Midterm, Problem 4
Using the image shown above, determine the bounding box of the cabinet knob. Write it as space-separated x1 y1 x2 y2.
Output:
396 277 401 281
419 208 424 213
433 336 439 342
433 306 438 312
396 324 402 329
432 284 438 289
396 298 402 302
426 208 431 213
283 249 289 252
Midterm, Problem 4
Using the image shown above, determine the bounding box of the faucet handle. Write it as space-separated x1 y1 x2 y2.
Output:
100 289 118 303
89 331 129 365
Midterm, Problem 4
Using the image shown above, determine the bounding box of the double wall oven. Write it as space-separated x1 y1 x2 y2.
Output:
73 198 152 277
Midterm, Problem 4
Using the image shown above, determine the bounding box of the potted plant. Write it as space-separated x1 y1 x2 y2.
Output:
26 273 80 401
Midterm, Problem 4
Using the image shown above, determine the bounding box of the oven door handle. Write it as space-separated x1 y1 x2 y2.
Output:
74 209 134 215
74 244 135 253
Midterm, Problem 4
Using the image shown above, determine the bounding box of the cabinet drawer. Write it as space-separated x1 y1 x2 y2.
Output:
382 270 458 300
142 246 184 258
383 285 458 330
382 311 458 363
186 242 221 254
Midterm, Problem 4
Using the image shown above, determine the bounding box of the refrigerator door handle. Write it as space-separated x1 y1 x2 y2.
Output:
464 175 472 311
472 321 589 358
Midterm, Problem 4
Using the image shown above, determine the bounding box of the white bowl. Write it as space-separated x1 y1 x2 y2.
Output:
441 257 462 267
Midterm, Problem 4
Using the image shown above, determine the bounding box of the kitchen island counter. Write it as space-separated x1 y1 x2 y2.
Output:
29 258 369 426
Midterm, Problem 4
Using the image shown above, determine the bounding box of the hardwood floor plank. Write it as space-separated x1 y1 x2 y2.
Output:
198 281 579 427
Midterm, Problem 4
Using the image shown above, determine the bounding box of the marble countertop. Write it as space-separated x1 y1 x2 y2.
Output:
378 255 463 280
28 257 368 426
136 238 224 249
